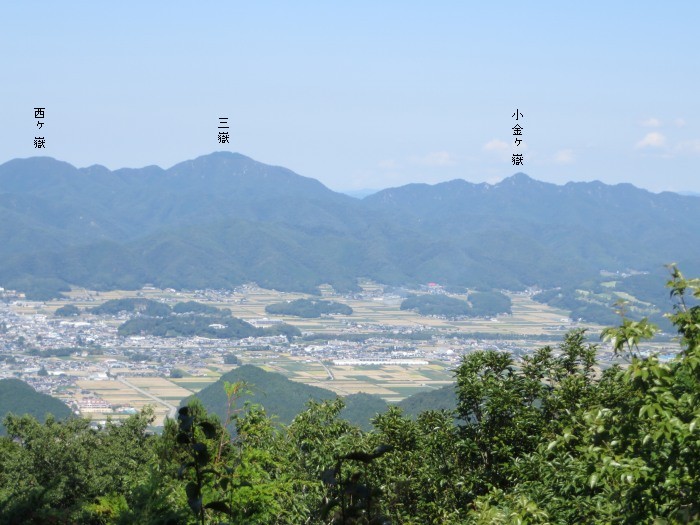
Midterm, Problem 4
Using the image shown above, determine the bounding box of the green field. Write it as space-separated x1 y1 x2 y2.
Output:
38 281 617 410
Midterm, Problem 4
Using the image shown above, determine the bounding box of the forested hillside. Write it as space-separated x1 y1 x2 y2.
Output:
186 365 386 430
265 299 353 318
85 298 302 340
400 290 512 318
0 378 72 434
2 153 700 324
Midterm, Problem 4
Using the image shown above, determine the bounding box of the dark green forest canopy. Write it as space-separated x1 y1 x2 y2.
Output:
265 298 353 318
118 314 258 339
118 314 300 340
468 290 512 316
172 301 224 315
90 298 171 317
188 364 457 431
85 297 302 340
185 364 384 430
400 293 471 317
395 383 457 416
54 304 80 317
0 378 72 434
400 291 512 318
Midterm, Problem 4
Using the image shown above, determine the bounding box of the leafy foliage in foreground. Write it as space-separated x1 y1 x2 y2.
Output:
1 268 699 523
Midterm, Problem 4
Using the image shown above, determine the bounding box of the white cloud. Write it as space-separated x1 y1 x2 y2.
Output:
553 149 574 164
641 117 662 127
483 139 509 152
675 118 686 128
635 132 666 149
410 151 456 167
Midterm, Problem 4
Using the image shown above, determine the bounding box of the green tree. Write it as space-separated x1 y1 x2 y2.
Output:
0 408 159 524
473 266 700 523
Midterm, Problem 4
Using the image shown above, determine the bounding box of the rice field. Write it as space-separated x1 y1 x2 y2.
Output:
45 282 610 414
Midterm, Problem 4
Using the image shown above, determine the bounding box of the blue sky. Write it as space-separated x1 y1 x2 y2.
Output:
2 2 699 193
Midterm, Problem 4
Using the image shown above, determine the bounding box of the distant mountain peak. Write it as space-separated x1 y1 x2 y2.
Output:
174 150 250 165
2 152 700 303
497 172 535 185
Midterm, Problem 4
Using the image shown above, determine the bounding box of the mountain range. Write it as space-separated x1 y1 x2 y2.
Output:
1 152 698 303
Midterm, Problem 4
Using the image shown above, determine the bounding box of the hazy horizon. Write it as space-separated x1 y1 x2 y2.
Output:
4 151 698 198
2 3 699 193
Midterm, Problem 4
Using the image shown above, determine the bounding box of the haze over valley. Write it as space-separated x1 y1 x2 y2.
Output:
0 151 691 428
3 2 700 521
1 151 696 312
